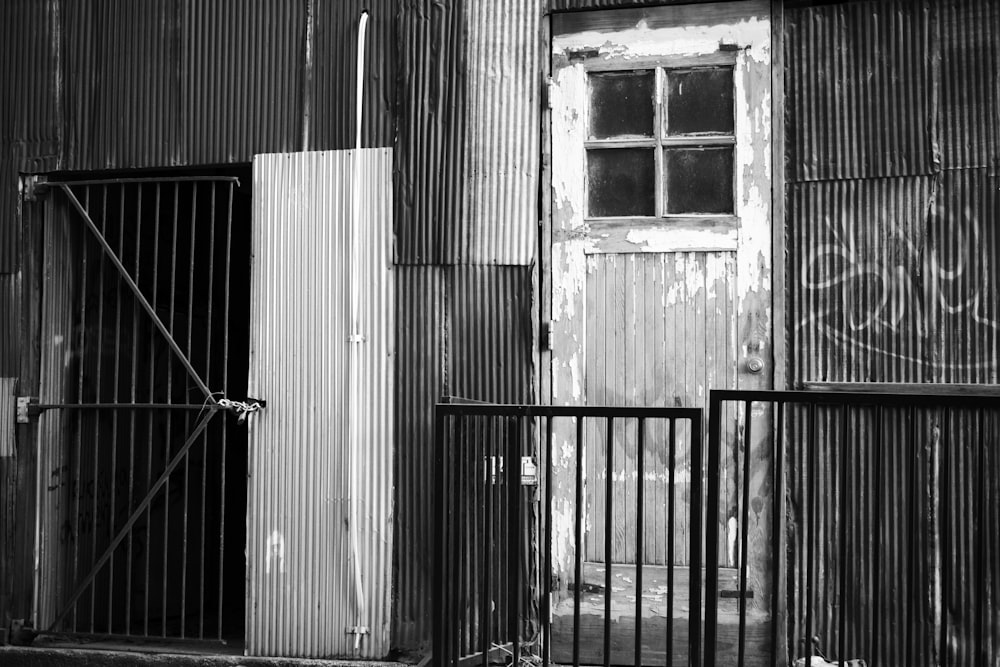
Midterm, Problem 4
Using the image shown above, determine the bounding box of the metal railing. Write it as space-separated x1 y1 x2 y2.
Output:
706 388 1000 667
433 402 704 667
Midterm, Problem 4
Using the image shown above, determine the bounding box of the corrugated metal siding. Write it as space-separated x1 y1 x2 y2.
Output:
0 274 17 376
61 0 181 170
247 149 393 658
785 0 937 182
36 197 78 626
786 406 943 664
0 152 18 273
391 264 533 650
939 0 1000 169
0 0 60 155
394 0 467 265
311 0 396 151
181 0 305 166
392 266 444 650
463 0 540 265
449 266 533 402
789 176 939 383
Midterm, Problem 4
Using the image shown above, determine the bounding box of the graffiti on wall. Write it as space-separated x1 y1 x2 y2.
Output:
797 202 999 378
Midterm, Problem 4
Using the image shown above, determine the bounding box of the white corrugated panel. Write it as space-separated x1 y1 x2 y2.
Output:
247 149 394 658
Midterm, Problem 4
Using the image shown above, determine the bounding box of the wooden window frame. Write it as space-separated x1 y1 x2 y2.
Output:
583 52 739 226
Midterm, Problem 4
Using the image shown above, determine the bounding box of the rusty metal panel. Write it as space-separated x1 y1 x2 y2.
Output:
789 172 1000 384
785 0 937 182
311 0 396 151
392 265 532 650
181 0 305 165
939 0 1000 169
449 266 533 403
392 265 445 650
0 151 17 272
60 0 181 170
0 273 17 377
463 0 541 265
0 0 61 156
247 149 394 658
785 404 1000 665
394 0 467 265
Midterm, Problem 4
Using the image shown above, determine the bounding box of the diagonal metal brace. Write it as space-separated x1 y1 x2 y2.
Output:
47 410 217 631
56 184 214 401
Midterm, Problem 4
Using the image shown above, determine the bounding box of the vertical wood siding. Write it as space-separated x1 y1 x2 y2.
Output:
584 252 737 565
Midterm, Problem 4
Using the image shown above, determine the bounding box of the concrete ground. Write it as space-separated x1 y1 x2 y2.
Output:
0 642 417 667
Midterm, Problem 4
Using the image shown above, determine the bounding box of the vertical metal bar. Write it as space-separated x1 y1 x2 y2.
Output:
180 181 198 638
704 397 720 667
145 182 161 637
667 417 675 666
107 184 126 633
839 405 849 666
199 182 216 639
634 417 644 667
482 416 493 665
574 415 583 667
433 406 446 664
544 415 553 667
163 181 180 637
125 183 143 635
509 415 521 667
738 401 753 667
604 416 613 667
805 401 817 667
217 180 233 639
771 401 784 667
871 405 882 665
940 407 950 667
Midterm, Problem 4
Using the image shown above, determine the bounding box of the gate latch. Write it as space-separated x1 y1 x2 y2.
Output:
16 397 38 424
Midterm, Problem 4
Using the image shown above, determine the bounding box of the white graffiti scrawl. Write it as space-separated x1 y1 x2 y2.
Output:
798 202 999 375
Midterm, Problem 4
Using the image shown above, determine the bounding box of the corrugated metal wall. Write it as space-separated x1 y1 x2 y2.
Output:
1 0 541 654
787 0 1000 384
785 1 1000 663
247 149 394 658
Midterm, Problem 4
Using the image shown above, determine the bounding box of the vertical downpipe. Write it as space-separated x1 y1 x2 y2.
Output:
348 9 370 655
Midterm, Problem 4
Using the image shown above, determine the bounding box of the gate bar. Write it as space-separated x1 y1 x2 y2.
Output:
56 184 214 400
47 410 218 631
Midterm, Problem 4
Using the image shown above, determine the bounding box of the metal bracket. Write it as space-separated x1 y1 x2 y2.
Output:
22 175 49 202
16 397 38 423
345 625 369 635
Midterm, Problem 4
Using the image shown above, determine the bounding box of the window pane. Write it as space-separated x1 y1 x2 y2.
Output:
589 71 654 139
588 149 655 217
666 68 734 135
664 147 733 214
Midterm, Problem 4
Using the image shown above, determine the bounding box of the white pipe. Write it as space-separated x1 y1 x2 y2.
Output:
348 9 370 651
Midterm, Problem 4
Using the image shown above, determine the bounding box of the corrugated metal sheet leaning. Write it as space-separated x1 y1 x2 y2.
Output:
247 149 394 658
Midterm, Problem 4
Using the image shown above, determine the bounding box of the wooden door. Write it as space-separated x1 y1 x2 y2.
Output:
547 1 773 571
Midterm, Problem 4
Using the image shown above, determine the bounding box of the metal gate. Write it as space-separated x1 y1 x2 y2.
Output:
433 402 704 666
30 176 258 642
